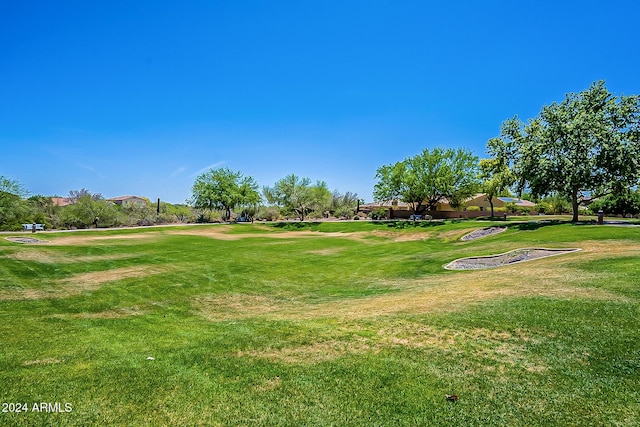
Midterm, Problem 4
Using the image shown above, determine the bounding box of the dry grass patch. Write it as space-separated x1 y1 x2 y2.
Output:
304 248 344 256
241 336 373 364
194 247 627 324
242 320 548 367
252 376 282 392
2 250 136 264
439 228 479 242
170 227 361 241
194 294 304 321
0 265 166 301
45 232 163 246
23 358 64 366
571 240 640 259
51 306 146 319
370 230 434 242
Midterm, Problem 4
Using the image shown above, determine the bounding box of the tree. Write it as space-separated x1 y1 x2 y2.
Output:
0 176 30 230
263 175 334 221
589 189 640 217
263 174 313 221
489 81 640 222
190 168 261 221
330 190 360 218
58 194 118 228
28 195 56 229
68 188 103 201
308 181 332 216
479 158 514 217
373 147 480 215
164 203 194 223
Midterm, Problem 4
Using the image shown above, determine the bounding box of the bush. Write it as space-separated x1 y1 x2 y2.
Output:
255 206 280 221
334 207 354 219
307 210 325 219
369 208 388 220
535 201 552 214
465 206 481 212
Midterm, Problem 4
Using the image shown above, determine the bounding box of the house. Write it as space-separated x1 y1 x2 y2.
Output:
107 196 148 207
359 193 536 219
51 197 75 207
438 194 536 214
494 197 536 213
358 200 413 219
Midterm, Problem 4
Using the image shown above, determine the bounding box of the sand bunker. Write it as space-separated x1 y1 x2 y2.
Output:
461 227 507 241
444 248 581 270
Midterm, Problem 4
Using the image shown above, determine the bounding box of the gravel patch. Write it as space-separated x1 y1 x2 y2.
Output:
5 237 48 244
461 227 507 241
444 248 581 270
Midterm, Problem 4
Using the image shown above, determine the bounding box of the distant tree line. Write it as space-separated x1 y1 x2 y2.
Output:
0 169 362 230
190 168 361 223
0 181 195 231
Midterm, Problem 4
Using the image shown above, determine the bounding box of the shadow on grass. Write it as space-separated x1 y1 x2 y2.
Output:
381 220 448 230
503 219 615 231
270 222 323 230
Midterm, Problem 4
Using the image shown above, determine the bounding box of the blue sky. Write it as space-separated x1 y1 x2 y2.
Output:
2 1 640 203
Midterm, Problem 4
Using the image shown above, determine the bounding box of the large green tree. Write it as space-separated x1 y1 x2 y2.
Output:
373 147 480 215
589 189 640 217
191 168 261 221
263 174 332 221
489 81 640 222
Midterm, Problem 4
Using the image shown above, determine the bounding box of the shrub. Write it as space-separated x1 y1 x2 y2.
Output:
334 207 354 219
465 206 481 212
369 208 388 220
255 206 280 221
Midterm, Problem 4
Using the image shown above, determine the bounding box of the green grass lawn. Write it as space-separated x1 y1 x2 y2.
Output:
1 220 639 426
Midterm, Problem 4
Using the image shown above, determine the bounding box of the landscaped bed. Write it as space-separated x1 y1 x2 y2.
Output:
460 226 507 241
5 237 47 244
444 247 581 270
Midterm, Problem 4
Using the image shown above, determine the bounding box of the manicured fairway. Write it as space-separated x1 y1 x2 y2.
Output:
1 220 639 426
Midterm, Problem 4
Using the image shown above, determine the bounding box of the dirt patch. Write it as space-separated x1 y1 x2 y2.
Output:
461 227 507 241
444 248 581 270
5 237 47 244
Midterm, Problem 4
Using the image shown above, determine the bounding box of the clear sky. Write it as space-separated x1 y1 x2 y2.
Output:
2 1 639 203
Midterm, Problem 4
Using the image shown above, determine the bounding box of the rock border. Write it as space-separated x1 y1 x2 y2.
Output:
444 248 581 270
460 226 507 241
